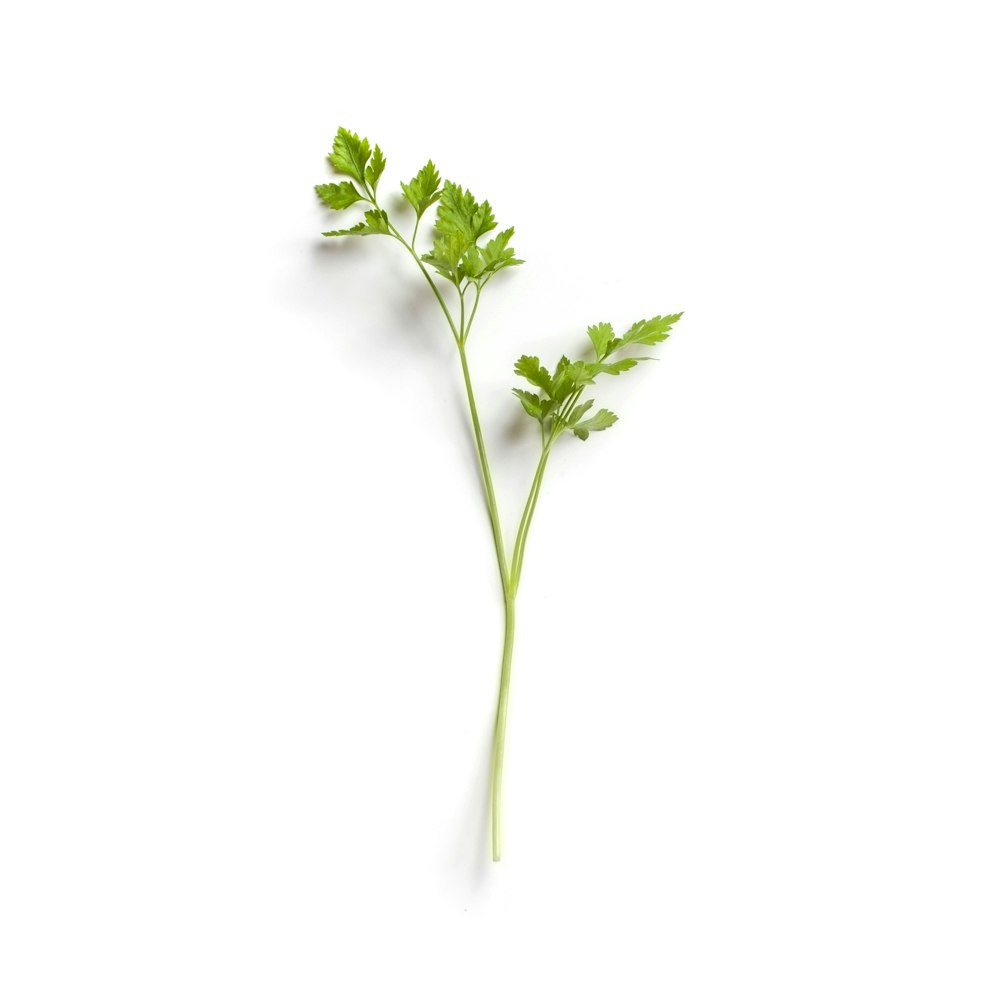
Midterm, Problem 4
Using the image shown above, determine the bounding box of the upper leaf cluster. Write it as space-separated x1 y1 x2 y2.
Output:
421 182 523 286
316 128 524 289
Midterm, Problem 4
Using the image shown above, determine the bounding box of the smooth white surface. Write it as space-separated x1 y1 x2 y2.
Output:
2 1 998 996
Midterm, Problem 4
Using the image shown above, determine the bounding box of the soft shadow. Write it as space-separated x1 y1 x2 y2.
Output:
306 239 447 362
499 406 542 446
293 234 530 891
446 723 494 891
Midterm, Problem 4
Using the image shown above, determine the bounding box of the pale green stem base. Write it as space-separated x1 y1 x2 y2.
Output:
490 443 550 861
490 596 516 862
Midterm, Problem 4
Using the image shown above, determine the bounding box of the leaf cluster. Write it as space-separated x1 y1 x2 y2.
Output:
512 315 682 440
315 128 391 236
316 128 523 291
420 183 523 287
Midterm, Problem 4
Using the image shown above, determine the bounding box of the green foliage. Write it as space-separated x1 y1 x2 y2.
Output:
322 209 390 237
401 160 442 218
571 408 618 441
586 322 614 359
328 127 371 184
513 356 553 395
317 128 523 291
436 182 496 243
420 181 522 285
605 314 683 357
512 388 553 421
365 145 386 191
480 229 523 278
512 316 681 440
315 181 363 210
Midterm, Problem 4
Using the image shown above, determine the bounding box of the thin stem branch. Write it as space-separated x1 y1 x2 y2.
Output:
457 342 509 591
509 442 552 596
464 284 483 342
386 219 461 344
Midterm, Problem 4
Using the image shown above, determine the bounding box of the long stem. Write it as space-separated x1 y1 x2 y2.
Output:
457 334 516 862
457 342 508 590
490 441 551 860
509 442 552 595
391 226 534 862
490 594 515 861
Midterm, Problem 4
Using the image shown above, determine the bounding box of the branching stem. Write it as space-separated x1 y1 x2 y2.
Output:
387 225 553 861
320 129 680 864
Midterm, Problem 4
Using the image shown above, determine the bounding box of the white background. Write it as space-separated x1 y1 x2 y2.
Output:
2 1 998 996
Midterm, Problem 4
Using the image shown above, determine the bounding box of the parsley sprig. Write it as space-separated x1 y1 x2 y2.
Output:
317 127 682 861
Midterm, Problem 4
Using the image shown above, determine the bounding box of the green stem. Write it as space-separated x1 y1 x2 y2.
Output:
456 338 516 863
392 225 538 862
490 441 551 861
509 443 552 596
464 284 482 343
456 342 508 590
490 594 515 861
386 220 461 344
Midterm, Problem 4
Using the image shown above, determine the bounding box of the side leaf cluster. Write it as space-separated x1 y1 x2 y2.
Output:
512 315 683 440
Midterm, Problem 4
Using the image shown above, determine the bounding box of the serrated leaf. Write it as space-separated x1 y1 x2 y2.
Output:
514 356 553 396
549 356 577 403
322 208 390 237
329 127 371 184
315 181 363 210
364 145 386 191
461 245 485 280
471 200 496 239
562 361 599 388
572 408 618 440
480 227 524 278
421 232 467 279
566 399 595 425
435 183 475 242
322 220 368 237
512 388 544 420
593 357 652 375
616 313 684 350
435 182 497 245
401 160 442 218
587 322 614 359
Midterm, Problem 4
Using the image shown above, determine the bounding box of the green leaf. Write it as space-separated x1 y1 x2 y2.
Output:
563 361 598 388
460 245 485 280
401 160 443 218
323 208 390 237
613 314 684 352
435 182 497 245
421 232 466 279
592 357 652 375
315 181 364 210
480 228 524 278
549 356 579 403
328 128 372 184
512 388 544 420
364 145 386 191
587 322 614 359
572 408 618 440
471 201 496 240
514 355 553 396
566 399 594 425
